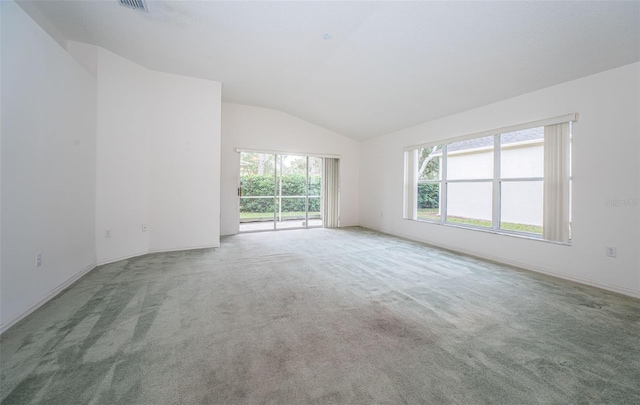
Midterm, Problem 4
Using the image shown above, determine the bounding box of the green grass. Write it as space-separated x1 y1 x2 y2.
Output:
498 222 543 234
417 209 542 235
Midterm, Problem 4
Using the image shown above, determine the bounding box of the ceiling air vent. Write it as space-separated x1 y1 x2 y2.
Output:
118 0 147 12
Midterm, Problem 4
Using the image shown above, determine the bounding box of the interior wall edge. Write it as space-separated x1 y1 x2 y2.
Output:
361 225 640 300
147 244 220 254
95 250 150 267
0 262 97 335
96 243 221 267
2 238 223 334
14 0 67 49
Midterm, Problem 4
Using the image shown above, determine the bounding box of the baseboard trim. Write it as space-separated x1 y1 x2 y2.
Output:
96 250 149 266
96 244 218 266
148 244 219 254
2 243 221 335
0 262 97 335
366 226 640 300
448 244 640 299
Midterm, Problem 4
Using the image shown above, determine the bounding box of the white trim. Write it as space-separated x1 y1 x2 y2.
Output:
96 250 149 266
431 138 543 158
1 244 221 334
238 225 322 234
500 177 544 182
404 113 578 151
0 262 97 335
408 217 561 244
240 195 308 199
148 244 219 254
434 237 639 299
445 178 493 183
492 134 501 230
235 147 340 159
370 226 640 300
97 245 219 266
441 145 448 220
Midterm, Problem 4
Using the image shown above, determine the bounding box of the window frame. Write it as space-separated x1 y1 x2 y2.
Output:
404 114 576 244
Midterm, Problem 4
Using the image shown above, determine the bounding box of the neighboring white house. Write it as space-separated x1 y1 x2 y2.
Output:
424 127 545 227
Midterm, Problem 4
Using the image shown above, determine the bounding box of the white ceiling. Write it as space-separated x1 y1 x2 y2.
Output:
20 0 640 140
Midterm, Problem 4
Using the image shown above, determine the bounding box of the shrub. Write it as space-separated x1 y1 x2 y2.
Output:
418 183 439 209
240 174 321 213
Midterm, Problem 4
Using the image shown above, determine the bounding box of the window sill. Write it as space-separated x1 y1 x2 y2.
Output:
405 218 572 246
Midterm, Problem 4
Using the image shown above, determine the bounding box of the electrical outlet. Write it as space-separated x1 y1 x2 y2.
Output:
606 246 617 258
36 252 42 267
105 229 112 238
142 224 148 232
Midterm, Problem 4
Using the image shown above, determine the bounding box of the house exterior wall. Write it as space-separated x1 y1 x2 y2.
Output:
446 143 544 226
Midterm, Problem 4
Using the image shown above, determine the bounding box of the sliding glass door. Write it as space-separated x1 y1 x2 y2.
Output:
307 157 323 228
276 154 307 229
239 152 323 232
239 152 276 231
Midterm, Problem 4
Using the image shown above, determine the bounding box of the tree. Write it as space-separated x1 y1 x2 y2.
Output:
241 153 275 176
286 155 308 176
418 146 441 180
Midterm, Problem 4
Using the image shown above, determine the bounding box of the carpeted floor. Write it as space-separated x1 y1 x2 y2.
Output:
1 227 639 404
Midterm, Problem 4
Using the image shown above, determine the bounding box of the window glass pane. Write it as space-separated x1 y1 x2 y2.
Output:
240 153 275 223
308 156 322 181
308 157 322 227
501 127 543 178
240 197 274 223
278 155 306 196
417 183 441 221
447 135 494 180
500 181 542 235
240 152 275 176
447 182 492 227
307 196 322 227
418 145 443 180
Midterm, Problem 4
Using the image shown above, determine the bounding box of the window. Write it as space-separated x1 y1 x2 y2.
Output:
404 115 575 243
500 127 544 235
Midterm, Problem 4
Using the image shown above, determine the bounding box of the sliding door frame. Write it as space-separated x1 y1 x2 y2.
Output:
238 148 339 233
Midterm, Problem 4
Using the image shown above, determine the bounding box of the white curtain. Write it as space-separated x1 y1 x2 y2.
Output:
404 150 418 220
323 158 340 228
543 122 570 242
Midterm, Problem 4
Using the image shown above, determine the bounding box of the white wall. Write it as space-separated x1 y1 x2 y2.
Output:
360 62 640 297
95 48 151 263
148 69 221 252
67 41 97 79
220 103 359 235
0 5 221 329
95 47 222 263
1 1 97 329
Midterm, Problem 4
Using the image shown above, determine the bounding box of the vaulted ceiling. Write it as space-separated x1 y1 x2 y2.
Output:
19 1 640 140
